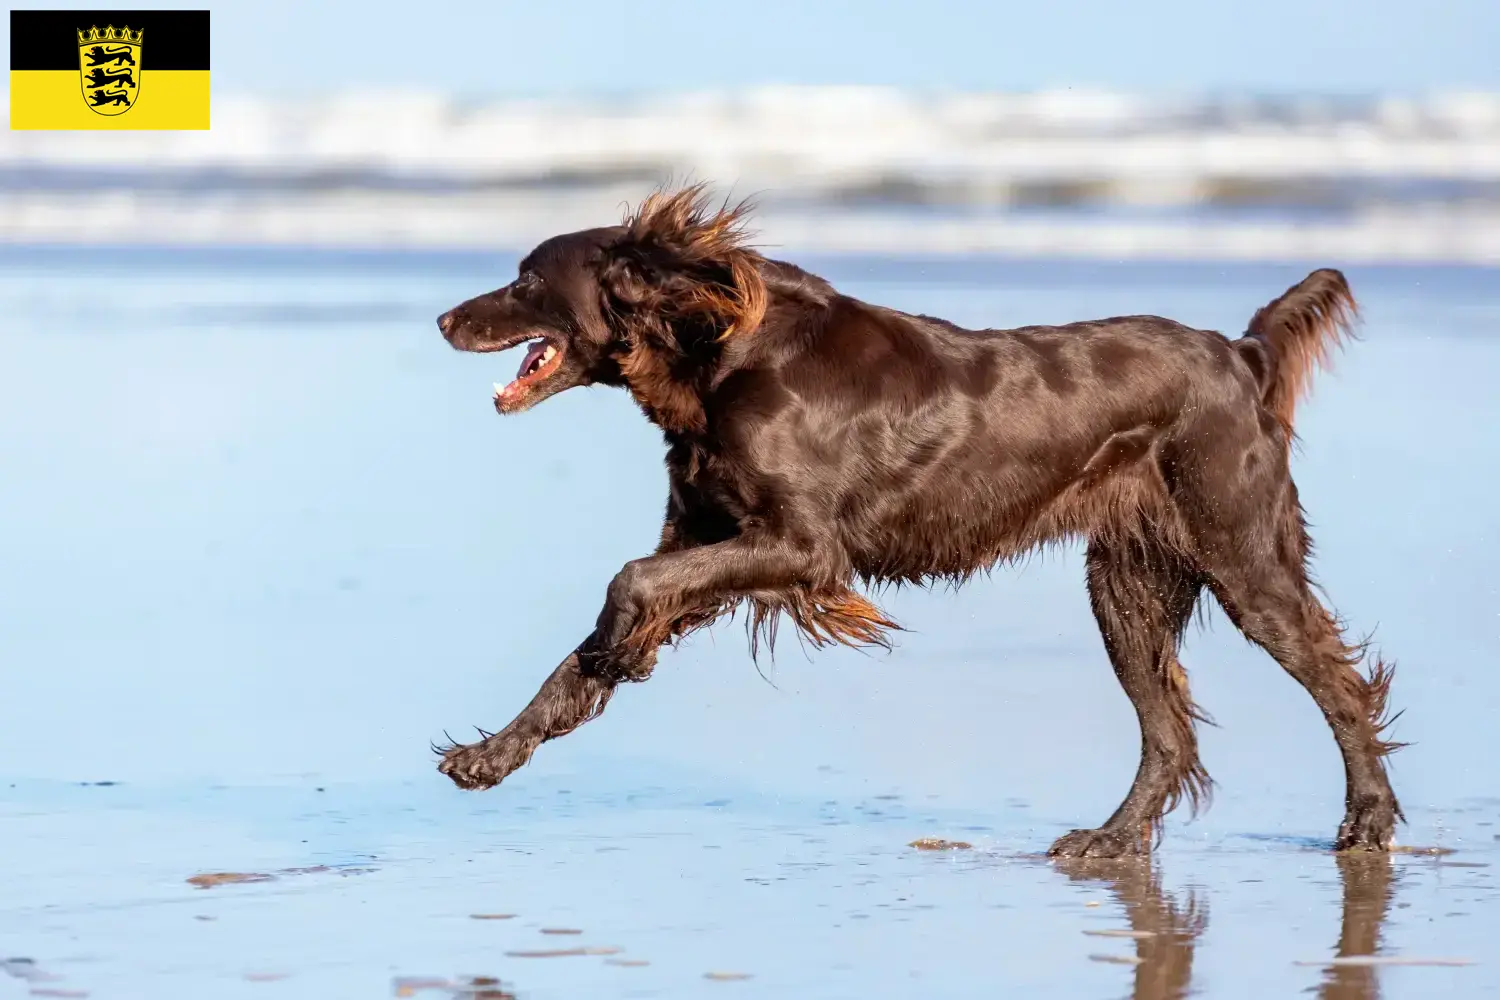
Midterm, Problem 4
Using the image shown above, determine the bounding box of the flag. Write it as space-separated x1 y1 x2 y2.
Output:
10 9 210 130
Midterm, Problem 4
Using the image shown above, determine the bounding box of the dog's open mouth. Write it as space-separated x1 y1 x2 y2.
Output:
493 338 564 407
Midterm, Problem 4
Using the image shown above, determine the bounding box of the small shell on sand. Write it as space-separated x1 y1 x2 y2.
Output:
392 976 452 996
909 838 973 851
186 872 275 888
186 865 372 890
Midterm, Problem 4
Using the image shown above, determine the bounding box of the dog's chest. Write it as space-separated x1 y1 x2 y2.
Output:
667 452 757 540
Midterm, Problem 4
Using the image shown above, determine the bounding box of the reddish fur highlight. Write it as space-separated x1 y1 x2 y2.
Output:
1241 268 1360 444
621 183 768 339
1306 599 1408 765
609 185 770 434
618 585 900 678
1164 653 1215 820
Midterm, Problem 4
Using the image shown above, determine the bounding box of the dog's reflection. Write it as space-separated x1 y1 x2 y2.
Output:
1319 854 1397 1000
1053 853 1395 1000
1053 859 1205 1000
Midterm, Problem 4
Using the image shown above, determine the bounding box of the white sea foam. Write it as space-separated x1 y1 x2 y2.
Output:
3 87 1500 261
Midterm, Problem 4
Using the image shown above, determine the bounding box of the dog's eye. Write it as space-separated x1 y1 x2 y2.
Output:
514 271 542 293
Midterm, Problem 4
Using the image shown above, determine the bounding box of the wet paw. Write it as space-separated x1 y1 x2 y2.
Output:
437 731 538 790
1047 827 1147 859
1334 797 1398 852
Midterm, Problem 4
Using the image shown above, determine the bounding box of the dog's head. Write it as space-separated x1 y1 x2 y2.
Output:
438 185 767 430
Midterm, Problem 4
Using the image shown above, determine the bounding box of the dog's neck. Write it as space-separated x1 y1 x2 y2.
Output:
619 344 712 437
616 258 835 438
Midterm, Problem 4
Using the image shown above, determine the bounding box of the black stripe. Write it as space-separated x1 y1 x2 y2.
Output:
10 10 209 70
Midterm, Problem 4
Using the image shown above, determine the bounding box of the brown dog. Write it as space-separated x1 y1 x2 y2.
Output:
434 185 1402 857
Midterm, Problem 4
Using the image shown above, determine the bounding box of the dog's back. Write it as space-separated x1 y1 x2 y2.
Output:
761 296 1264 584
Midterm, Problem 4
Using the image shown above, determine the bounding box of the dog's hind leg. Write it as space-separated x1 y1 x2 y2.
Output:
1049 535 1210 859
1191 497 1402 852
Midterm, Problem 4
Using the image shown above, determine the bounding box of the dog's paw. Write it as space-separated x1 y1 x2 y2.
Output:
437 732 538 790
1334 796 1398 852
1047 827 1147 860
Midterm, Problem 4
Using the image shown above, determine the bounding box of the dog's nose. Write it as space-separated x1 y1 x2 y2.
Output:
437 309 458 335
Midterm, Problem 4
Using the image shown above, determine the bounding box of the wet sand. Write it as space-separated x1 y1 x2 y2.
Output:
2 251 1497 998
3 776 1495 998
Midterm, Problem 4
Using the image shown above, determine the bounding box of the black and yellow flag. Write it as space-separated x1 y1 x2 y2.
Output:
10 10 210 130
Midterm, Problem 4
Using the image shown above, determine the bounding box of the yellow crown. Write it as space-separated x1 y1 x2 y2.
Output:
77 24 143 45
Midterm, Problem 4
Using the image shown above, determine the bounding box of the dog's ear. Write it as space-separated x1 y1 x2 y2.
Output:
600 252 656 310
604 184 767 340
598 186 767 435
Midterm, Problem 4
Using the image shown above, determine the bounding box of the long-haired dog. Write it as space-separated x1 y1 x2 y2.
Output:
435 185 1401 856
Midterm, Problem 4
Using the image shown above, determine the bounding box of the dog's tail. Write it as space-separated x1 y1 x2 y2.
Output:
1235 268 1359 443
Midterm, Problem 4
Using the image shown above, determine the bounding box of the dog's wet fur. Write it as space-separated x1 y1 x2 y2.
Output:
434 185 1402 857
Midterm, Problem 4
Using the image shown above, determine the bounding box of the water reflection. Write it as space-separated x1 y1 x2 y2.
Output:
1054 859 1204 1000
1318 854 1396 1000
1054 853 1397 1000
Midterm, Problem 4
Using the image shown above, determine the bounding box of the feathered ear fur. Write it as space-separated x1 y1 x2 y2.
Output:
602 185 768 434
607 183 767 338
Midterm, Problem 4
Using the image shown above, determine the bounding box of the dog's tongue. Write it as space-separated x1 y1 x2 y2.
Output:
516 340 550 381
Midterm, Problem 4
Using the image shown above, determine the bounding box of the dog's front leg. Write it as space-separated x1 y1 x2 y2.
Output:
437 643 616 790
585 536 819 680
437 535 814 790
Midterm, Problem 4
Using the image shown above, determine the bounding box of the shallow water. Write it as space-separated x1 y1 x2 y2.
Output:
2 249 1498 998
